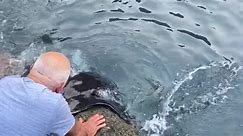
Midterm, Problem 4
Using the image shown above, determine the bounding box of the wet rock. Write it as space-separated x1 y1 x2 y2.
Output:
0 53 24 78
75 106 140 136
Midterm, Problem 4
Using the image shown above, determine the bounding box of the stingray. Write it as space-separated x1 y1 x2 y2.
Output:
63 72 131 124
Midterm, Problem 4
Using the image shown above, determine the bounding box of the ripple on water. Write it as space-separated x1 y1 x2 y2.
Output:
108 17 138 22
94 10 106 14
177 29 211 46
110 8 125 13
139 7 152 14
141 19 171 28
169 12 184 18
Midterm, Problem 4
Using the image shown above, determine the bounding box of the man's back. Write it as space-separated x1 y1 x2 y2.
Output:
0 76 74 136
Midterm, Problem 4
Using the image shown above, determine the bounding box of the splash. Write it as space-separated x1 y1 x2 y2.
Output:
142 64 211 135
71 49 90 75
142 61 242 135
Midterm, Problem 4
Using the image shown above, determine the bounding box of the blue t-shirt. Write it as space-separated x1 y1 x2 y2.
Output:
0 76 75 136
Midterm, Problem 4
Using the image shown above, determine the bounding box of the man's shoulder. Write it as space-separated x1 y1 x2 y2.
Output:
30 85 65 108
0 75 21 82
0 76 66 107
40 91 66 106
0 76 23 88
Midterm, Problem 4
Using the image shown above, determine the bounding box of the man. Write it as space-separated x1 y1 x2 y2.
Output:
0 52 106 136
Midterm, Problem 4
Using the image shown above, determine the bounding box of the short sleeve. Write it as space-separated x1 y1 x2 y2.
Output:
48 96 75 136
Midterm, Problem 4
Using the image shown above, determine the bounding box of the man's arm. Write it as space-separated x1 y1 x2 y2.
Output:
48 96 76 135
66 114 106 136
65 120 84 136
49 95 106 136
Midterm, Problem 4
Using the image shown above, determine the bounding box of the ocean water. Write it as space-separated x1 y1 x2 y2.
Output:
0 0 243 135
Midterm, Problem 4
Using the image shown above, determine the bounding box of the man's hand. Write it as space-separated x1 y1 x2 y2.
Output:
66 114 106 136
79 114 106 136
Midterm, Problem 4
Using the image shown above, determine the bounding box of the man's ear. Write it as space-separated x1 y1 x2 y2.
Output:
56 82 65 93
64 76 71 87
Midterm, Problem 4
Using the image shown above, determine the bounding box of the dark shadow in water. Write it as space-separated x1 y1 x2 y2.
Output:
136 0 141 3
122 1 129 4
41 34 53 44
166 28 173 32
176 0 189 2
177 29 211 45
142 19 171 28
94 10 106 14
109 18 126 22
109 17 138 22
197 5 207 10
128 18 138 21
57 37 72 42
178 44 186 48
139 7 152 14
49 28 58 34
169 12 184 18
40 29 72 44
109 18 127 22
112 0 122 3
110 8 125 13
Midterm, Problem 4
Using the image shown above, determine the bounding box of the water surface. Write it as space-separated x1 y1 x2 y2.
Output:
0 0 243 135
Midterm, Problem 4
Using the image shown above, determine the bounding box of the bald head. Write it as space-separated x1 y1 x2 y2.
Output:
32 52 71 84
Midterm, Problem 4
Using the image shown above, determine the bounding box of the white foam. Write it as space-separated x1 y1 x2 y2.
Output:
0 32 3 40
96 89 111 99
1 20 7 26
71 49 89 73
142 114 166 135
